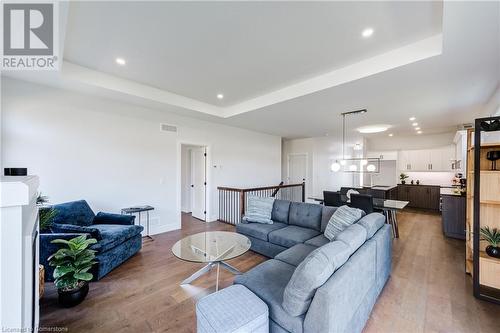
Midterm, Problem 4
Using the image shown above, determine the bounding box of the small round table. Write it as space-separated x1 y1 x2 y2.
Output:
172 231 251 291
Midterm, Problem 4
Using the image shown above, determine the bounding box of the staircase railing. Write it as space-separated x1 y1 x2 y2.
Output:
217 182 305 225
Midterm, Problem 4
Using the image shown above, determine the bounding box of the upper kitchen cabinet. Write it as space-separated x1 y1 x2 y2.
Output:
398 145 455 172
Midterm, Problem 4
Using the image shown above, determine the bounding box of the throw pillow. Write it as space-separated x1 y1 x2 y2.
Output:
324 205 364 241
242 195 275 224
282 241 351 316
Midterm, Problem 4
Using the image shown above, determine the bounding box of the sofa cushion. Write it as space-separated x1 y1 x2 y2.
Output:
304 234 330 247
51 223 102 241
320 206 337 232
236 222 287 242
282 241 351 316
272 200 291 224
243 195 275 224
357 213 385 239
288 202 323 231
275 244 317 267
92 224 144 252
324 205 364 241
234 259 305 333
268 226 320 248
51 200 95 226
335 224 367 253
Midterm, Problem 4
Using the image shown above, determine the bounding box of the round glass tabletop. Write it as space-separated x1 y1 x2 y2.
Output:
172 231 251 263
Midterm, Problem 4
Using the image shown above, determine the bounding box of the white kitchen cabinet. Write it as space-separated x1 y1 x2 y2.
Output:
367 150 398 160
398 145 455 172
454 130 467 172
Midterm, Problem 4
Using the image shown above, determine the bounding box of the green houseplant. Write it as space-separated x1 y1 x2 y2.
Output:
480 226 500 258
399 173 409 185
37 192 57 231
48 235 98 307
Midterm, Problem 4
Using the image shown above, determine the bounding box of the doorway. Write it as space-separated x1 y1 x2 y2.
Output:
287 153 308 200
181 144 207 221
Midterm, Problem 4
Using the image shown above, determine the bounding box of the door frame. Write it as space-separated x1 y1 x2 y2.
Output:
177 141 211 226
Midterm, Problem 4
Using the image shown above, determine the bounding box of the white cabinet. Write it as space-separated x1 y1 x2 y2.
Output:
367 150 398 160
454 130 467 172
398 145 455 172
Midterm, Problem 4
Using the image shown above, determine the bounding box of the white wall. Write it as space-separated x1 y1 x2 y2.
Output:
282 137 360 200
1 78 282 233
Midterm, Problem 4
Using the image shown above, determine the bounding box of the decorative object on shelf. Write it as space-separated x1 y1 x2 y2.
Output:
399 173 409 184
486 150 500 171
39 265 45 298
3 167 28 176
410 180 414 185
480 226 500 259
330 109 381 173
416 180 420 185
480 119 500 132
48 235 97 307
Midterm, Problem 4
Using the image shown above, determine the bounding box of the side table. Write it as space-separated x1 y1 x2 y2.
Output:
121 205 155 240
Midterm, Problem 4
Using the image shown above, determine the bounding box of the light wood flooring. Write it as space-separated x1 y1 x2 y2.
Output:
40 210 500 332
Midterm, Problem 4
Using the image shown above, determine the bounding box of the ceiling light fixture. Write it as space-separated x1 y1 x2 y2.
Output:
417 131 423 134
217 94 224 100
388 133 394 137
115 58 126 66
409 117 416 121
357 125 389 134
361 28 374 38
415 127 421 131
412 122 418 127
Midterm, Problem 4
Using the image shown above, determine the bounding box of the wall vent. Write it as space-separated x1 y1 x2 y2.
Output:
458 123 474 130
160 123 178 133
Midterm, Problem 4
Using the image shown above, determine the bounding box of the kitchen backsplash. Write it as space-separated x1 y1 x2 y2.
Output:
402 172 456 186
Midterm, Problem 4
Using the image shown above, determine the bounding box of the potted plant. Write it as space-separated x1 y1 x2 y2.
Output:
480 226 500 258
399 173 409 185
48 235 98 307
37 192 57 232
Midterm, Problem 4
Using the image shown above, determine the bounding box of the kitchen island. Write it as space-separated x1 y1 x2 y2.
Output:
440 188 466 240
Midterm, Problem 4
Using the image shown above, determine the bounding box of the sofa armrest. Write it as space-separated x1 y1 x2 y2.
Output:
93 212 135 225
51 223 102 240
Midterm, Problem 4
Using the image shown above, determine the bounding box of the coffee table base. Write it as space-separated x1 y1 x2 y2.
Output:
181 261 241 291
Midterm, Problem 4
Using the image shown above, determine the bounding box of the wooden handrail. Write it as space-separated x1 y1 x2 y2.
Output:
217 182 306 225
217 183 304 192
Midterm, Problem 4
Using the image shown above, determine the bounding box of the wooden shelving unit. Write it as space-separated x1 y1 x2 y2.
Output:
466 116 500 304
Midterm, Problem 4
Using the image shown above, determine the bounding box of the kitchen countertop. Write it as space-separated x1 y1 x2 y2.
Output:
440 187 466 196
364 185 397 191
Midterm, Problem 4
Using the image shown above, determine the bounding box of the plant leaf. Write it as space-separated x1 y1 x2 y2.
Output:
73 272 93 281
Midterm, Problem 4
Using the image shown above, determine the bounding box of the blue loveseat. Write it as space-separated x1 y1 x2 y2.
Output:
40 200 144 281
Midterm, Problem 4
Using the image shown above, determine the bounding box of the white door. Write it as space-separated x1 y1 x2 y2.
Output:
288 154 307 184
190 147 206 221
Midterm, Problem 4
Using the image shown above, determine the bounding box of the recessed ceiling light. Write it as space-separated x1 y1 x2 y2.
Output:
412 122 418 126
361 28 374 38
415 127 421 131
388 133 394 137
409 117 416 121
115 58 126 65
417 131 423 134
357 125 389 134
217 94 224 100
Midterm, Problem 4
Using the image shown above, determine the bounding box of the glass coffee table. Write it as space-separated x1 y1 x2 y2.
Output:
172 231 251 291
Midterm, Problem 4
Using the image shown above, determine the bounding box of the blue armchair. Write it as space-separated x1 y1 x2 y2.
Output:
40 200 144 281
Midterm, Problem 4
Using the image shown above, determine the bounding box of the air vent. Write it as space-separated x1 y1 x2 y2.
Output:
160 123 178 133
457 123 474 130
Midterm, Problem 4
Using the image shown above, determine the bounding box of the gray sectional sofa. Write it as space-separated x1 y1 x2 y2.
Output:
228 199 392 333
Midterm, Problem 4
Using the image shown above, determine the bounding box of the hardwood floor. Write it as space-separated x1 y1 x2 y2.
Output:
40 211 500 332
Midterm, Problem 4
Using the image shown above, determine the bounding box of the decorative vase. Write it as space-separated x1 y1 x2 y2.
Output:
58 282 89 308
411 180 414 185
401 180 406 184
485 245 500 259
416 180 420 185
39 265 45 298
